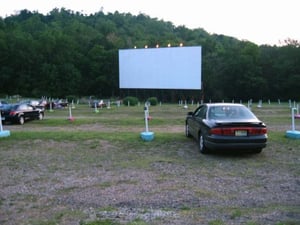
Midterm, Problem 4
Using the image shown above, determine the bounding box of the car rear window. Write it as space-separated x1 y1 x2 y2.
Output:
208 105 257 120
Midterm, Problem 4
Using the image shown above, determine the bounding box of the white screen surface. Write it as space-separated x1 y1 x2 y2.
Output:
119 46 201 89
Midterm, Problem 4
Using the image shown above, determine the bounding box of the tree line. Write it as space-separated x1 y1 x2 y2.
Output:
0 8 299 102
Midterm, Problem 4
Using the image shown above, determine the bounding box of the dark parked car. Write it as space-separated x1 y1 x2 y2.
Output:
45 99 68 110
185 103 267 154
1 103 45 125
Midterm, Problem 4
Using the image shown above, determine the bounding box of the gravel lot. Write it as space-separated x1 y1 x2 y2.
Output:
0 112 299 225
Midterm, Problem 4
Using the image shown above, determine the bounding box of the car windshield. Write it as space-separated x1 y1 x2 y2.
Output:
208 105 257 120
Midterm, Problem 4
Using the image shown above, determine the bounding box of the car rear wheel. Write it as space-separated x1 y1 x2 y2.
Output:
185 123 191 137
199 133 208 154
19 116 24 125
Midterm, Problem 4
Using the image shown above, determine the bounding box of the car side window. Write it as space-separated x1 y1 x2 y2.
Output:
193 106 201 117
194 105 207 119
199 106 207 119
20 104 33 110
27 105 33 110
19 104 27 110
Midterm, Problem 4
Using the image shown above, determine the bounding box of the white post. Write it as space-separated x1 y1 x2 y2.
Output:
49 99 53 112
144 105 149 132
69 106 72 118
0 113 3 132
291 108 296 131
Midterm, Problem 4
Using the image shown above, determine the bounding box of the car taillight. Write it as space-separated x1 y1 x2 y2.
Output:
9 111 17 116
210 128 222 135
210 127 267 136
210 128 235 135
248 127 267 135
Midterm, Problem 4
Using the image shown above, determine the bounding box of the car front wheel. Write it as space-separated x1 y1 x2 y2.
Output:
199 133 208 154
38 113 44 120
19 116 24 125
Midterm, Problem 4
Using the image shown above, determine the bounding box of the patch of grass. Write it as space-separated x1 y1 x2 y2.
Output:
1 130 187 144
80 220 119 225
127 218 148 225
208 219 225 225
40 118 101 126
194 188 221 199
275 222 299 225
29 221 57 225
1 130 138 142
268 130 299 143
245 222 259 225
28 211 85 225
98 206 117 212
230 208 242 219
179 205 191 211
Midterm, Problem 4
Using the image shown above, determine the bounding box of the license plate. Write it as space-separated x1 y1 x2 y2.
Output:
235 130 247 136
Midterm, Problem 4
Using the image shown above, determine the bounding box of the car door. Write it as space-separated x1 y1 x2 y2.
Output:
189 105 207 137
22 104 35 119
28 104 39 119
19 104 30 119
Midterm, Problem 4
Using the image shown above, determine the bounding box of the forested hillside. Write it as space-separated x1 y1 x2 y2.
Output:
0 8 299 102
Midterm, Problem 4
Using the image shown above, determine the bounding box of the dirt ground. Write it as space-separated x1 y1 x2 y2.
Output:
0 121 299 225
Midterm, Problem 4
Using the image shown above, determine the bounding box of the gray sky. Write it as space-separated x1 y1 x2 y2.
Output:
0 0 299 45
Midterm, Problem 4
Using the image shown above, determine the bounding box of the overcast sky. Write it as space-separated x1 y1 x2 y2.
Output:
0 0 299 46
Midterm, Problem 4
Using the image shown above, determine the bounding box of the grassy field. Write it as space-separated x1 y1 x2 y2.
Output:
0 102 299 225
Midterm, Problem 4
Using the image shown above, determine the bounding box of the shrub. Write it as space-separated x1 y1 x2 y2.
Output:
147 97 158 106
123 96 139 106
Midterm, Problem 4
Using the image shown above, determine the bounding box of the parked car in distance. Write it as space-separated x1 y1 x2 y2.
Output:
1 103 45 125
45 99 68 110
185 103 267 154
90 100 107 108
0 100 8 109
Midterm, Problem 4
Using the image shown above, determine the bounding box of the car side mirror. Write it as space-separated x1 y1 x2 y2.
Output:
187 112 193 116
